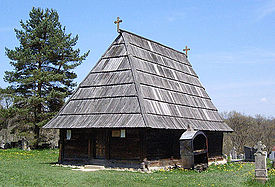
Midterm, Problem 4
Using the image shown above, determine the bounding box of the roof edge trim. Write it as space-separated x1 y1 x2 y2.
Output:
120 29 187 58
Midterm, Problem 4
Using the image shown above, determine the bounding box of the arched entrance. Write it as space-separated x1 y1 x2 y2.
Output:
179 130 208 169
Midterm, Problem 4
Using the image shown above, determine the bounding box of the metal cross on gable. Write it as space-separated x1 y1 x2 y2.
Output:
114 17 122 33
183 45 190 57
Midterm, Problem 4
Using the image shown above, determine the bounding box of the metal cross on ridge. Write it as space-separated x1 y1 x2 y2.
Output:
183 45 190 57
114 17 122 33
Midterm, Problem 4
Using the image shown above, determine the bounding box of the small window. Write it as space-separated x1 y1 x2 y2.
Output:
112 130 121 137
111 129 126 138
121 129 126 138
66 130 71 140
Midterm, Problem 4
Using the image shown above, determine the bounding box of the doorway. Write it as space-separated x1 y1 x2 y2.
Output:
95 130 106 159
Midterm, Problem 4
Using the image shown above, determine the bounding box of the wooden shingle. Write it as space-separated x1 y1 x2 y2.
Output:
44 30 232 132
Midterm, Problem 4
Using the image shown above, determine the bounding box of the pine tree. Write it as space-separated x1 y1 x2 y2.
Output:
4 7 89 147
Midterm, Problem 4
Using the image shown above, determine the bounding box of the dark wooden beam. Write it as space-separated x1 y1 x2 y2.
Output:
106 129 110 160
88 138 91 159
140 129 144 161
58 143 62 163
58 129 65 163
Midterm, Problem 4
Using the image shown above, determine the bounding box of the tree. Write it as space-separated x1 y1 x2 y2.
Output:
3 7 89 147
0 88 13 109
0 89 17 132
222 111 275 154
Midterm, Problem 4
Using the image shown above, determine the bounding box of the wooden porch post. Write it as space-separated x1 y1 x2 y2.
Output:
106 129 110 159
140 129 146 161
58 129 65 163
88 138 91 159
58 143 62 163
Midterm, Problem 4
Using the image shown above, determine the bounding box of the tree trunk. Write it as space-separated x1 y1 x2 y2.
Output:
34 124 40 148
34 59 43 149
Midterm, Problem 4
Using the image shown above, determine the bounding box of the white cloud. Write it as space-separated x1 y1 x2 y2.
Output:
260 97 268 102
257 0 275 20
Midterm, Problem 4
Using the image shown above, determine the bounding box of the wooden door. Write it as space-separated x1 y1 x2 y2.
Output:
95 131 106 158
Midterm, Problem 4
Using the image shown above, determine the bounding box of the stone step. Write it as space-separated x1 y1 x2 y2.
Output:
90 159 105 164
84 165 105 170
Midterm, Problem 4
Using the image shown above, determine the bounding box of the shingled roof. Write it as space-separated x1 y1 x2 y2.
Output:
44 30 232 132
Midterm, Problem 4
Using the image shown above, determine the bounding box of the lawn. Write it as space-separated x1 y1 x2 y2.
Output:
0 149 274 186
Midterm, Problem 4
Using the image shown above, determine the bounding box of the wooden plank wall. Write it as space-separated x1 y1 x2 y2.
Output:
109 129 141 160
205 131 223 157
63 129 89 160
60 128 220 162
61 129 144 161
144 129 183 160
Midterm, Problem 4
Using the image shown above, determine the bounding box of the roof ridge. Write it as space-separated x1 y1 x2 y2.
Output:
120 29 188 58
121 32 149 128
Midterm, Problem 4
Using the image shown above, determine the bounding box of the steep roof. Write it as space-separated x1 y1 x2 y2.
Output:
44 30 233 132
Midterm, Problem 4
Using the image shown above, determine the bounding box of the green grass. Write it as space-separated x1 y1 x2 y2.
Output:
0 149 274 186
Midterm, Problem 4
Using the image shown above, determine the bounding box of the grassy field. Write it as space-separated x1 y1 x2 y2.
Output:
0 149 274 186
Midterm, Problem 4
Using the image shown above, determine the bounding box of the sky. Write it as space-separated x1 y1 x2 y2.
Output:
0 0 274 117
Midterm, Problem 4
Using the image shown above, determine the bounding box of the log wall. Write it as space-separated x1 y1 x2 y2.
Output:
59 128 224 162
205 131 223 157
144 129 183 160
110 129 141 160
62 129 89 160
60 128 144 161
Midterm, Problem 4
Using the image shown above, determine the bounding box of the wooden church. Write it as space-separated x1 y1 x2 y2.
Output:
44 23 232 168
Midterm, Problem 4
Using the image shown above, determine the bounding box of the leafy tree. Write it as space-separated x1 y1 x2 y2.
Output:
3 7 89 147
0 89 16 131
222 111 275 154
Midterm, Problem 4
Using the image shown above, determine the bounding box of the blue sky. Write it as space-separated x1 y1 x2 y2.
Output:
0 0 274 117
